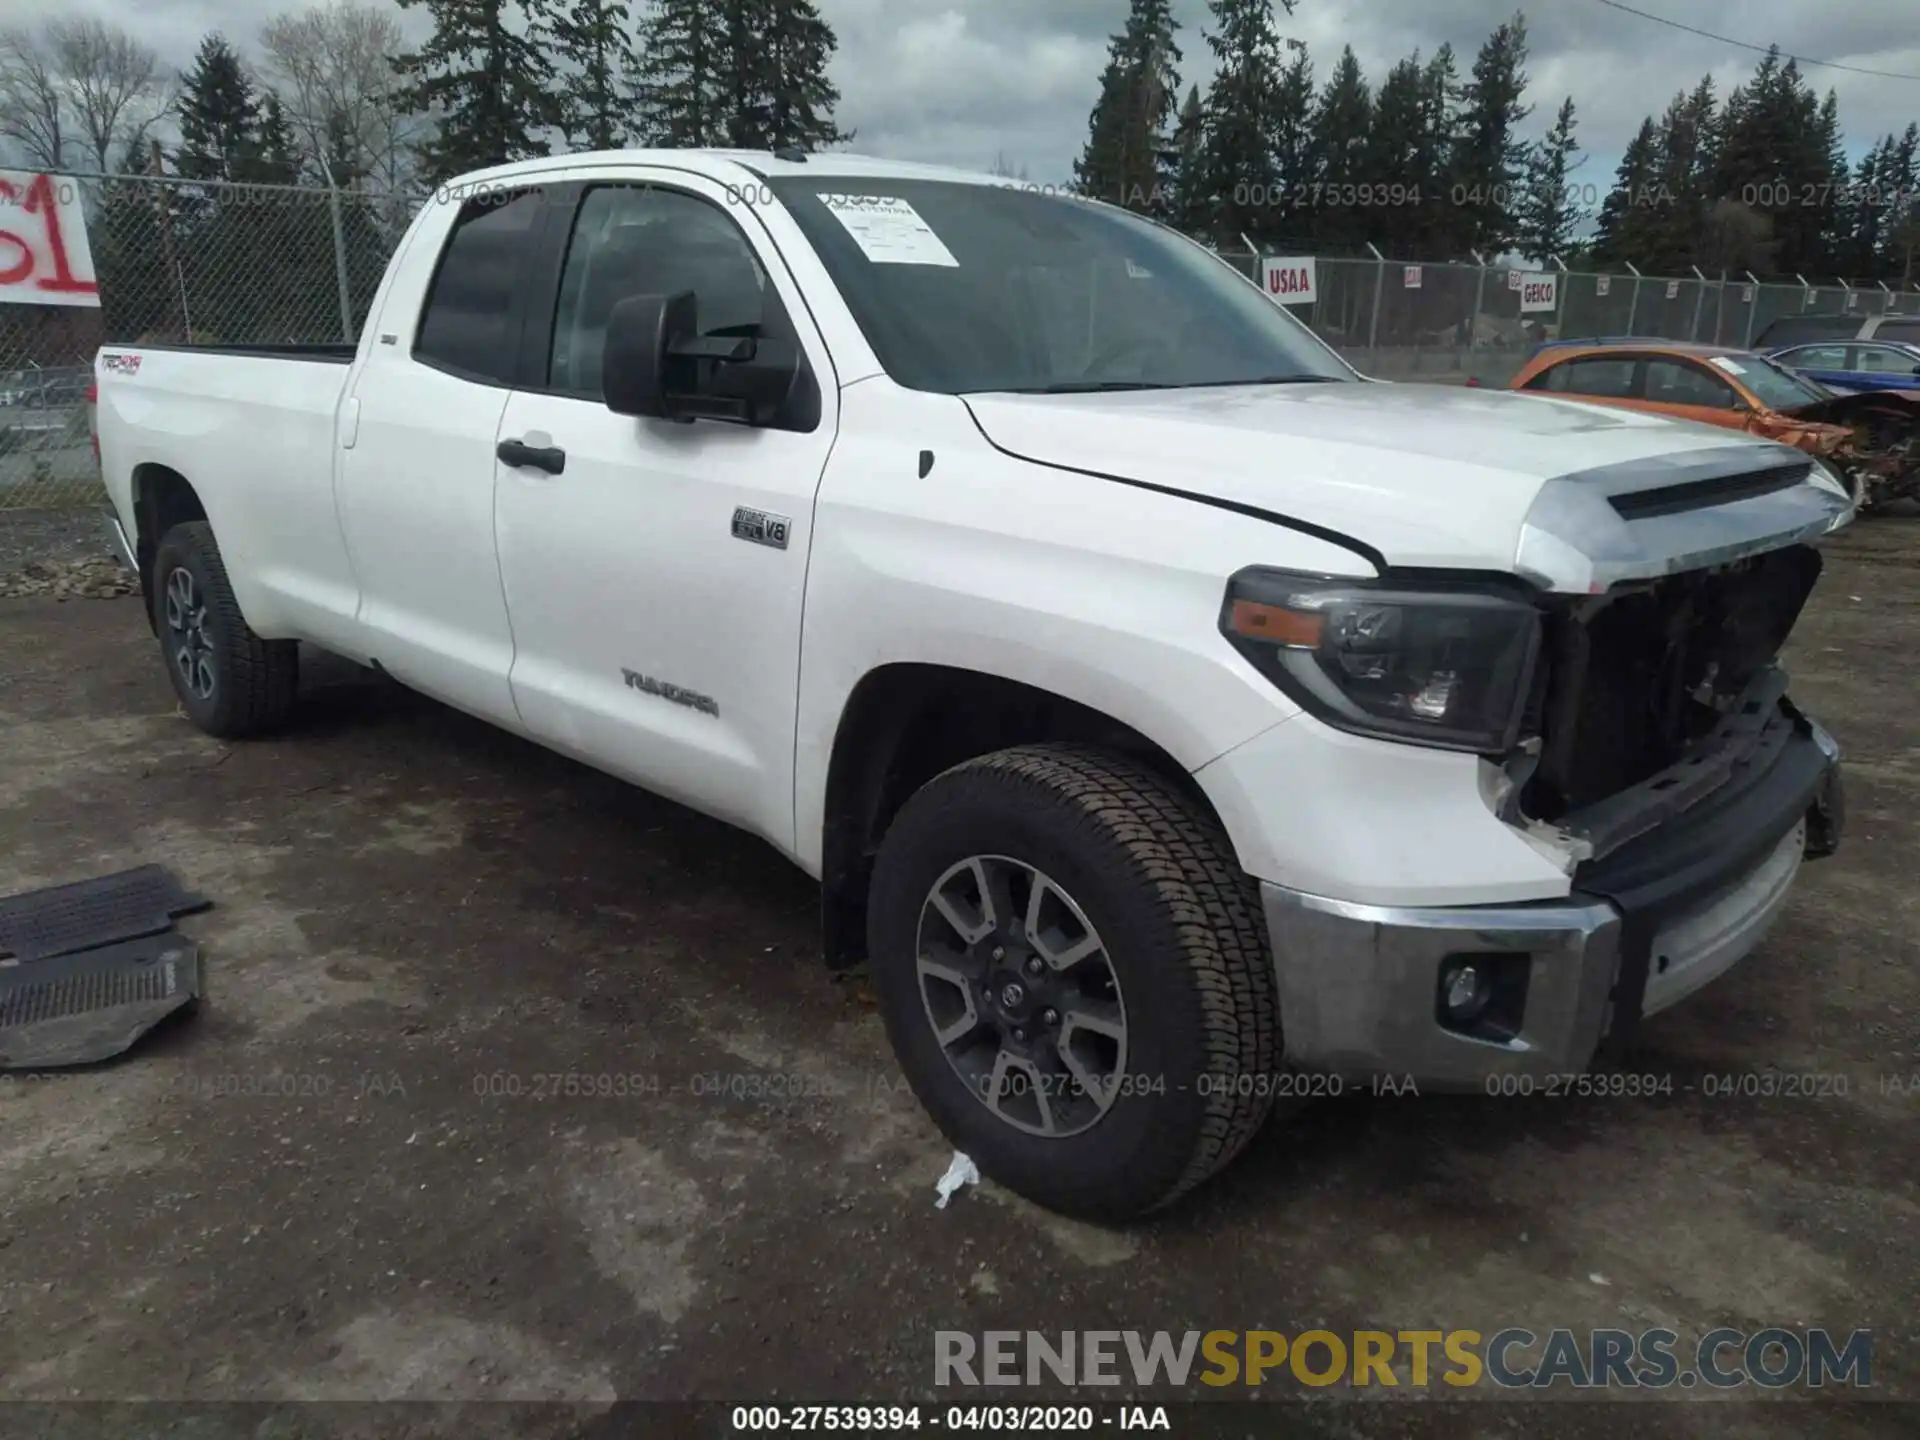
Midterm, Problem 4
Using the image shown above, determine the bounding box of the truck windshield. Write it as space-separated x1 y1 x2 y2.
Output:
766 178 1354 395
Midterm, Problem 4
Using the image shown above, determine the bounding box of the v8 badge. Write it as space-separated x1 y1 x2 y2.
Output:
731 506 792 550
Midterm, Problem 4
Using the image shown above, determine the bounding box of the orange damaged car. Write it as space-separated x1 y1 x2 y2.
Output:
1506 339 1919 509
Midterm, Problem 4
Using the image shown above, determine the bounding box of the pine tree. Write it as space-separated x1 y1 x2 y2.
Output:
1073 0 1182 215
1710 49 1829 276
394 0 558 184
1813 89 1851 272
1591 116 1662 268
1882 125 1920 281
1516 96 1579 264
541 0 638 150
1167 83 1209 234
1190 0 1294 247
630 0 727 145
1450 11 1532 255
1269 45 1314 233
1362 54 1428 255
733 0 848 151
1641 79 1716 272
251 91 303 184
1307 46 1371 253
1411 44 1461 254
174 34 263 183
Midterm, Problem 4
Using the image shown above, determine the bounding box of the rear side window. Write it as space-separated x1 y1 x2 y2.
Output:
1644 358 1737 408
1530 357 1637 398
415 189 547 383
1786 345 1849 369
1874 319 1920 344
1858 344 1920 374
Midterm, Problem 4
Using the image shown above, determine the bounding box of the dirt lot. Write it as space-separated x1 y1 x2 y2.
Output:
0 513 1915 1438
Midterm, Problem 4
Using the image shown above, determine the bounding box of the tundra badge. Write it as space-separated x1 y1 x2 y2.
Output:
731 506 791 550
622 669 719 717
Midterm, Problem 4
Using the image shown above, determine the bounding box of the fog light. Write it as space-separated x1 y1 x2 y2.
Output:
1440 959 1492 1023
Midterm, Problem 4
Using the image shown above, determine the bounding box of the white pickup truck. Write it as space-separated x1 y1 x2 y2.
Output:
95 149 1851 1219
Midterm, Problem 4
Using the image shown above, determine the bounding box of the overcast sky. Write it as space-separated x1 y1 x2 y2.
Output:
15 0 1920 188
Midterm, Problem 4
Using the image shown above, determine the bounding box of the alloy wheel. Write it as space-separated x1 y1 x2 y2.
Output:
163 566 217 702
913 854 1129 1138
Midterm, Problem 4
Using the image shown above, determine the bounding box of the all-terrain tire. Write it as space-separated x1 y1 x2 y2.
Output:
151 521 298 739
867 742 1281 1220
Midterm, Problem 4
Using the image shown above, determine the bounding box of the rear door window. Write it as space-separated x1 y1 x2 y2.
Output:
1529 356 1638 398
1872 319 1920 344
415 188 549 384
1784 345 1849 369
1856 345 1920 375
1643 358 1739 408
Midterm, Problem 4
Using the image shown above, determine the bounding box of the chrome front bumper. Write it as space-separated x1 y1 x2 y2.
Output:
1261 719 1842 1088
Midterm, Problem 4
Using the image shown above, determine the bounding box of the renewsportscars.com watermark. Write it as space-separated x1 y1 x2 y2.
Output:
935 1328 1874 1392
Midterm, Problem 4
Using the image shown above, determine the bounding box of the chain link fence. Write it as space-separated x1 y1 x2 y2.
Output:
2 171 410 511
1219 248 1920 387
6 172 1919 513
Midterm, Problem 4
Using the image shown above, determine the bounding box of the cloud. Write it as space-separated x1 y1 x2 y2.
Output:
9 0 1918 187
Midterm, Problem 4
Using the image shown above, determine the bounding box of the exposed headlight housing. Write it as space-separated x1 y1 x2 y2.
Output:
1220 569 1542 753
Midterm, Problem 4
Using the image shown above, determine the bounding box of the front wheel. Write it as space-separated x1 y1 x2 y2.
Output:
867 743 1281 1220
151 521 298 738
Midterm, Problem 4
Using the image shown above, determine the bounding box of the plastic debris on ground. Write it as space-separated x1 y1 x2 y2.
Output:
935 1151 980 1209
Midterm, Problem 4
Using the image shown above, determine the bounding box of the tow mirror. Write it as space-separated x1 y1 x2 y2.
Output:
603 291 697 419
602 288 811 428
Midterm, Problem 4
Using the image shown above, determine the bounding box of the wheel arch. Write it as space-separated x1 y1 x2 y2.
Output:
817 662 1227 970
130 463 208 624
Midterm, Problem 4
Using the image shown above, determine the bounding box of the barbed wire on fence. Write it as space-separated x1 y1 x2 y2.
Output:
5 171 1917 512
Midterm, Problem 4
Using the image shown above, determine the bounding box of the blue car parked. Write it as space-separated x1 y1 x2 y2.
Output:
1766 339 1920 393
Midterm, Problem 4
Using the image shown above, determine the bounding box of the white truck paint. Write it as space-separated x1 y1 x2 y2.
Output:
95 150 1852 1218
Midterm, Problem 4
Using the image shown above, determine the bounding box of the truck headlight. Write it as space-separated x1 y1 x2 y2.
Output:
1220 568 1542 753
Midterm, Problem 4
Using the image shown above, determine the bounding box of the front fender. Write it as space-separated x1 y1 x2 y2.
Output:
790 384 1374 876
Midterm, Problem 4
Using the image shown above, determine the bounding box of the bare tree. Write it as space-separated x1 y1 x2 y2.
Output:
0 26 65 168
0 20 166 173
259 1 424 198
48 19 169 172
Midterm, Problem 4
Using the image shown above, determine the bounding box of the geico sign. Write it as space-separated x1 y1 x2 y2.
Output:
1519 275 1559 313
1262 257 1317 305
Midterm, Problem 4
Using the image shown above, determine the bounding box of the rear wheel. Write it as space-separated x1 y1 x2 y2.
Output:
867 743 1280 1220
151 521 298 738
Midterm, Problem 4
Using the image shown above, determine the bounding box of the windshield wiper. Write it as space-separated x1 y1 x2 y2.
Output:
1170 374 1348 389
1001 380 1170 394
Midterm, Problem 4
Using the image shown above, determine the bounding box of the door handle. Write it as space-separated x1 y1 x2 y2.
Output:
497 437 566 475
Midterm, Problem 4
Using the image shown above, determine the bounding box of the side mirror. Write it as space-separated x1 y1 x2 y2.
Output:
602 291 696 419
602 289 816 429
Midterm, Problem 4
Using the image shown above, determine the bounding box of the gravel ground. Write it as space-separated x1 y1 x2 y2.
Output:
0 507 112 571
0 516 1914 1437
0 509 137 601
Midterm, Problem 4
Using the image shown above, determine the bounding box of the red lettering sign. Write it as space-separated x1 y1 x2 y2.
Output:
0 172 100 304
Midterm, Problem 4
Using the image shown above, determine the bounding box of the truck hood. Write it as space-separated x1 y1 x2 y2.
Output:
963 381 1854 591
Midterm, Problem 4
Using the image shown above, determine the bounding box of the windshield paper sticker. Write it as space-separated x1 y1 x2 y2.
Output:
1708 355 1748 374
817 193 958 266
